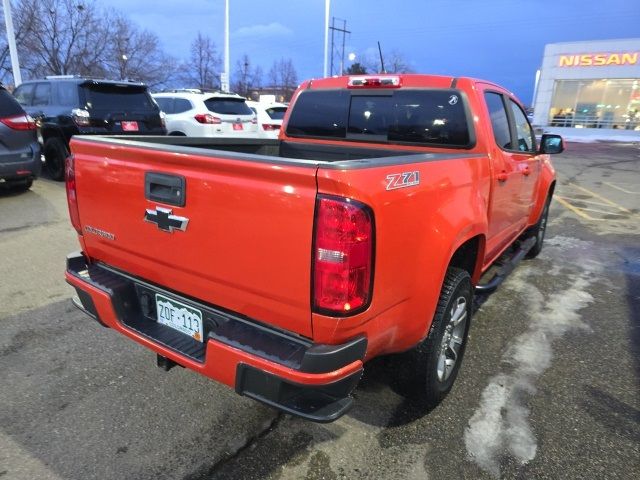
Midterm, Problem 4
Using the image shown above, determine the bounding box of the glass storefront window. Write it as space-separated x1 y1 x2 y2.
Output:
549 79 640 130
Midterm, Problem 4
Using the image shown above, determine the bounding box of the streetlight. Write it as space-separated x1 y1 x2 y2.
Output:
2 0 22 86
121 54 128 81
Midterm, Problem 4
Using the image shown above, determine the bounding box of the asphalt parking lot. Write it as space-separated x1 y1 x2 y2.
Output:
1 142 639 480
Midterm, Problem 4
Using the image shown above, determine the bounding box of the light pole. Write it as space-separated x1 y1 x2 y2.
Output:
2 0 22 86
221 0 230 92
323 0 330 78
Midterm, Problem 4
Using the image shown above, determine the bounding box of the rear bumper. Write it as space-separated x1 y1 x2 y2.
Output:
65 251 365 422
0 142 41 180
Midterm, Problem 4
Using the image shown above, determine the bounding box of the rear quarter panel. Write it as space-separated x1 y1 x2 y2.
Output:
314 153 490 357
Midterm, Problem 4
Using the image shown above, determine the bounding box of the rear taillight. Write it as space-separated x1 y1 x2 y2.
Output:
71 108 90 127
313 195 374 315
194 113 221 124
0 114 36 130
262 123 280 131
65 154 82 235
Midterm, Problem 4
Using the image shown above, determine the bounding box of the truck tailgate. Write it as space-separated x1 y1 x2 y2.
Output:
71 138 318 338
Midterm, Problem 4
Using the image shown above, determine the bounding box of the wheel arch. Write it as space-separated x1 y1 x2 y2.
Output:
448 234 486 286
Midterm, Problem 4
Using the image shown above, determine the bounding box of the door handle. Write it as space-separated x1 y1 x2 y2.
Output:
522 166 531 176
145 172 186 207
497 171 508 182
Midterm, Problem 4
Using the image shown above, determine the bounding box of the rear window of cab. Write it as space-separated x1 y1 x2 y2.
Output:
286 89 473 148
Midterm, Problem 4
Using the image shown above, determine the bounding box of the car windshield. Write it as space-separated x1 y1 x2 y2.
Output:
205 97 253 115
287 89 472 147
81 83 156 111
266 106 287 120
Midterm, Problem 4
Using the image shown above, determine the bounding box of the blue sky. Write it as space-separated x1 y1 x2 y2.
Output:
99 0 639 105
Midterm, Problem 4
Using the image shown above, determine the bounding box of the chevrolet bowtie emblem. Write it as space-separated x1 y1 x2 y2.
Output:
144 207 189 232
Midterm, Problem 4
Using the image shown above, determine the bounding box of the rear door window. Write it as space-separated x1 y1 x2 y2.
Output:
32 82 51 106
155 97 174 113
287 89 471 147
0 88 26 116
204 98 253 115
173 98 193 113
13 84 35 106
56 82 79 106
484 92 513 150
81 83 156 112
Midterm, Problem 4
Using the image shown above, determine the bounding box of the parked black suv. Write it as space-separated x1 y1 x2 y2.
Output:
0 84 41 191
13 76 166 180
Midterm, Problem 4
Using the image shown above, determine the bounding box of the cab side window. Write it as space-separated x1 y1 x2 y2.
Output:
484 92 512 150
509 100 536 153
13 83 35 106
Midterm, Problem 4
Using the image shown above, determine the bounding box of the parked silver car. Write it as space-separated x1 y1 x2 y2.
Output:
0 84 41 190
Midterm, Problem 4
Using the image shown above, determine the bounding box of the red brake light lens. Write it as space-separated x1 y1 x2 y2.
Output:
194 113 221 124
262 123 280 131
65 154 82 235
0 114 36 130
313 195 374 315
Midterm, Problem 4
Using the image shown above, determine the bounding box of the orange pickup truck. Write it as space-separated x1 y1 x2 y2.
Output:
65 74 563 422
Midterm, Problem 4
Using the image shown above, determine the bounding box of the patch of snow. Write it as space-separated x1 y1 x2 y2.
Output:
464 236 600 477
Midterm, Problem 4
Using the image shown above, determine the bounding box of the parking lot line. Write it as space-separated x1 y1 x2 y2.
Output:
557 196 613 208
554 196 601 221
567 183 634 214
603 181 640 195
580 207 628 216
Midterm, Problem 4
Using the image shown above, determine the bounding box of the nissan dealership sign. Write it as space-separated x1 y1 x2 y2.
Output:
559 52 638 67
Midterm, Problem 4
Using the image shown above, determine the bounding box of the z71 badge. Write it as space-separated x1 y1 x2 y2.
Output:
386 171 420 190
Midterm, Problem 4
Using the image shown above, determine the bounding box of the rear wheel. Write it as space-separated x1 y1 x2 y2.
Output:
406 267 472 408
10 178 33 191
43 137 69 181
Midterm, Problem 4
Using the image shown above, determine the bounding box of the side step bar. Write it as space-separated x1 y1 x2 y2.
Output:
475 237 537 294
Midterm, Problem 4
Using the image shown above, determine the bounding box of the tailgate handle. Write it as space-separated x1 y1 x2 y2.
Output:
145 172 186 207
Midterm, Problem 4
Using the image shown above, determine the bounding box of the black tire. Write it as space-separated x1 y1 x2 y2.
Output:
9 178 33 191
525 195 551 259
43 137 69 181
406 267 473 408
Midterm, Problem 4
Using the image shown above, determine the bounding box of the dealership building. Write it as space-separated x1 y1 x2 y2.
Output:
532 38 640 134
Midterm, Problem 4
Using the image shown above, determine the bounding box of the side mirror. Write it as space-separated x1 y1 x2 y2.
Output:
539 134 564 154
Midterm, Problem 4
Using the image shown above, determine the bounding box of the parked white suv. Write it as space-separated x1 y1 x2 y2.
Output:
246 100 288 139
153 90 259 137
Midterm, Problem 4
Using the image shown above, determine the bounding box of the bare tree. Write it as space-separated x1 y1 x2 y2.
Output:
103 13 175 87
232 54 262 97
345 62 367 75
181 32 220 90
19 0 110 78
386 50 414 73
267 58 298 100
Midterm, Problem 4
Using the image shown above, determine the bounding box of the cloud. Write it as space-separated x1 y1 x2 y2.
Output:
232 22 293 39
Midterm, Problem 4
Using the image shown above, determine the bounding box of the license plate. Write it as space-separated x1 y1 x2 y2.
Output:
233 123 243 131
121 121 139 131
155 293 204 342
